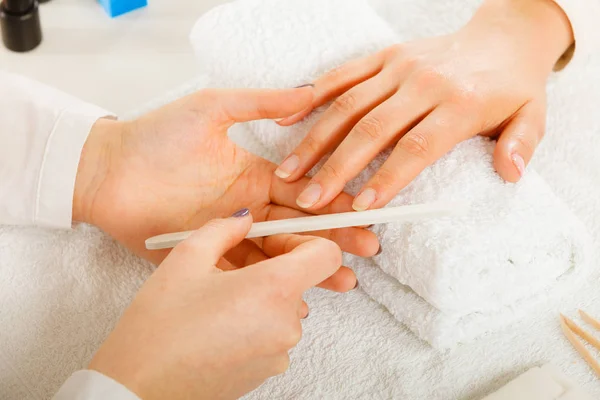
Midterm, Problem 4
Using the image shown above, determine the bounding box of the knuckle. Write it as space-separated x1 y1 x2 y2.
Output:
354 115 386 142
373 168 398 192
413 67 445 91
332 92 358 115
319 162 345 182
447 85 482 112
390 55 419 75
398 131 431 160
382 43 405 60
326 65 345 81
302 134 325 156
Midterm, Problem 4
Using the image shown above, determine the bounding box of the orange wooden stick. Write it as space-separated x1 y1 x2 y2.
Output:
579 309 600 331
560 314 600 379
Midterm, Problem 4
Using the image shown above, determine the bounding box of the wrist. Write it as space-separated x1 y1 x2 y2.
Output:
465 0 574 74
72 118 124 225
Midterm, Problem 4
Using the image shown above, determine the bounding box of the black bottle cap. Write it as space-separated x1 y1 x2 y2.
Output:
0 0 42 52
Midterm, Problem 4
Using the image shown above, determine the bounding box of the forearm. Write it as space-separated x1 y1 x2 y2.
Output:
465 0 574 73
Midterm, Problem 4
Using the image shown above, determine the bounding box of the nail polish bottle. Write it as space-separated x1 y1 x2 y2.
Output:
0 0 43 52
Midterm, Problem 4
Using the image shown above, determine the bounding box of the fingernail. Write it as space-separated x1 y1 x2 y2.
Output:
302 311 309 319
353 281 359 290
376 246 383 256
231 208 250 218
294 83 315 89
296 183 322 209
352 188 377 211
275 154 300 179
511 153 526 177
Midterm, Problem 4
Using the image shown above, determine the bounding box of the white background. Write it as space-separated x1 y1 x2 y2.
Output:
0 0 229 114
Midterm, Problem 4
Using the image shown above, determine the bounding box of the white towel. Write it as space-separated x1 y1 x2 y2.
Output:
190 0 594 348
3 0 600 399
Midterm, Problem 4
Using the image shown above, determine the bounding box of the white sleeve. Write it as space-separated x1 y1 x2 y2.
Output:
0 70 113 229
551 0 600 70
53 370 141 400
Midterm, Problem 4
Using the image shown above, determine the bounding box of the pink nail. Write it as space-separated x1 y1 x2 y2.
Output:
511 153 526 177
353 188 377 211
275 155 300 179
296 183 322 209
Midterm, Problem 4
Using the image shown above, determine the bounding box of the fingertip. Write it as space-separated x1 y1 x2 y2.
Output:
276 107 313 126
317 267 357 292
352 188 378 211
494 137 528 183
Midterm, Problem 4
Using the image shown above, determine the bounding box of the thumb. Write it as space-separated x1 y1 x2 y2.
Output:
494 100 546 183
210 86 314 126
166 209 253 270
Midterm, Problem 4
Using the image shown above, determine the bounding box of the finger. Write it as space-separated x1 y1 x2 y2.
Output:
216 258 237 271
270 173 356 213
254 234 343 293
277 50 388 126
494 100 546 183
274 72 399 182
317 266 358 292
294 92 433 210
354 105 478 210
264 205 380 257
224 229 361 292
166 209 253 270
208 86 315 126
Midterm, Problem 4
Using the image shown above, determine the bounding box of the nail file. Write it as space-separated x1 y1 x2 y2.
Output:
145 201 470 250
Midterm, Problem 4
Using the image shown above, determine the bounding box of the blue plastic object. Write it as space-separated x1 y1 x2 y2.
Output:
98 0 148 18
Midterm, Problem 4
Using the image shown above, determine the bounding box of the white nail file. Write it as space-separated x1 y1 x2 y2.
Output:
145 201 469 250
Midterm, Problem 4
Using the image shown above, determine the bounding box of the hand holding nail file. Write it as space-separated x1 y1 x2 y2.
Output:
145 201 469 250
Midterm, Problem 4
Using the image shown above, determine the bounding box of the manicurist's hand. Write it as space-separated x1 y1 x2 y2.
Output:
275 0 574 211
90 212 342 400
73 86 379 291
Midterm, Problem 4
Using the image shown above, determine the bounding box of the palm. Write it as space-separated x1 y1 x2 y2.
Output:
93 113 275 262
88 88 377 277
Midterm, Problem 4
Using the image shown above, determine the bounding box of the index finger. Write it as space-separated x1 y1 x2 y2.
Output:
254 234 343 293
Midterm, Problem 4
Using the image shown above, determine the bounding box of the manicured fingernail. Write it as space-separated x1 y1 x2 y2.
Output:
296 183 322 208
294 83 315 89
352 188 377 211
231 208 250 218
275 154 299 179
376 246 383 256
511 152 526 177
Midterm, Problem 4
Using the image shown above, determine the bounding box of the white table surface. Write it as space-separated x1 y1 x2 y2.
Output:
0 0 229 114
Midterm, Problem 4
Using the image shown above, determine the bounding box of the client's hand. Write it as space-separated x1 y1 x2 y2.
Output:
73 87 379 291
90 213 341 400
274 0 574 211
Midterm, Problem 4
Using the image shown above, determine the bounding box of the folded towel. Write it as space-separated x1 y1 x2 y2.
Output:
190 0 594 348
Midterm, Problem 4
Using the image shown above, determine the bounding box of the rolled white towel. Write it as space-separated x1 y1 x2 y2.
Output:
190 0 594 347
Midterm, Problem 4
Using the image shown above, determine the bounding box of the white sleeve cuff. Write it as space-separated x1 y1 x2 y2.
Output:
53 370 141 400
36 104 113 229
551 0 600 70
